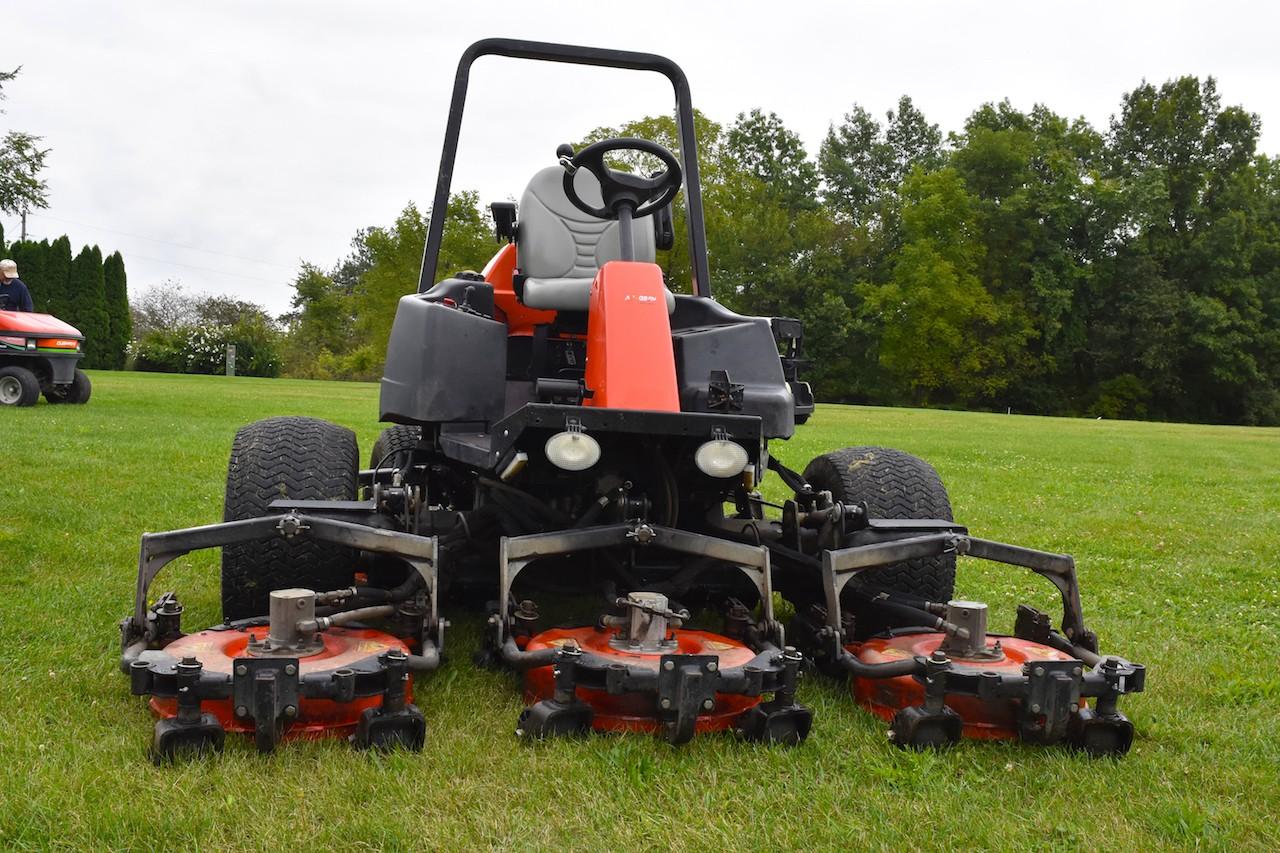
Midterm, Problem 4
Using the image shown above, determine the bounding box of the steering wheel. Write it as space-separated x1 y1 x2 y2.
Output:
559 137 683 220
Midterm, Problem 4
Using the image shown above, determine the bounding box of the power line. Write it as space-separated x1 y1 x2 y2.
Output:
121 251 289 285
25 211 298 270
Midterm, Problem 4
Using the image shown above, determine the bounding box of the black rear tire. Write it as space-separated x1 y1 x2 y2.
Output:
0 365 41 407
44 368 92 404
221 416 359 620
802 446 955 634
369 424 422 468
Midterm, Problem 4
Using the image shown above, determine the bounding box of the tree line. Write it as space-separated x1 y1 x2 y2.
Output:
249 75 1280 426
0 225 130 369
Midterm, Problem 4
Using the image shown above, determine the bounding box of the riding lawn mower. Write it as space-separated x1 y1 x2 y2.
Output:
119 39 1144 761
0 310 91 406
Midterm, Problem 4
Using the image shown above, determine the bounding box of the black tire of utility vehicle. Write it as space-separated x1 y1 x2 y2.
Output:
44 368 92 404
802 446 955 637
221 416 360 620
369 424 422 469
0 365 41 406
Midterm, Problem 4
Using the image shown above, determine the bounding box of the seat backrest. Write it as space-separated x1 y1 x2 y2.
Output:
518 166 668 312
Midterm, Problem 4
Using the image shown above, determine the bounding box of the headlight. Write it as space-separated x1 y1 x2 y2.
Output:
545 430 601 471
694 439 749 478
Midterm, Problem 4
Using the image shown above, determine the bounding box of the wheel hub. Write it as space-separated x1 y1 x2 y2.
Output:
0 376 21 404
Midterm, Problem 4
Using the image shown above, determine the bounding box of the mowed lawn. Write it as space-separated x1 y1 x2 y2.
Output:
2 370 1277 850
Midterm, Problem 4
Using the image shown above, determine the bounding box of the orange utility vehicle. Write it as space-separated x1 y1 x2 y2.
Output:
0 311 90 406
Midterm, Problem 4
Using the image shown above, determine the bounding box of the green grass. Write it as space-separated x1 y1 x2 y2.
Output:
2 370 1278 850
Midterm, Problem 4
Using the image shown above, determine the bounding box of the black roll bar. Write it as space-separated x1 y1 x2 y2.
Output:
417 38 713 300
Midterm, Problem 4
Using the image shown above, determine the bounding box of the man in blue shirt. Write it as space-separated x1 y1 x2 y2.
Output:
0 259 34 311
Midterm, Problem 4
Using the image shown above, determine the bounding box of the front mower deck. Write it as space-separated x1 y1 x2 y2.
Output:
488 522 811 745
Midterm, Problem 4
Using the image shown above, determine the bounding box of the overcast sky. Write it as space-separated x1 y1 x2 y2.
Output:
4 0 1277 315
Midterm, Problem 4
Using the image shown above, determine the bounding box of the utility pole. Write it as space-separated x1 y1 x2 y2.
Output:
20 208 27 240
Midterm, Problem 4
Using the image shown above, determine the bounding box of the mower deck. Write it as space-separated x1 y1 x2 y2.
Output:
490 523 812 745
120 513 442 761
150 626 416 740
523 626 764 736
807 529 1145 753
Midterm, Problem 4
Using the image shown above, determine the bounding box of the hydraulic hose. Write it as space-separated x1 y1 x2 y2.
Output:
499 635 559 669
1040 631 1103 667
407 639 441 672
343 571 424 605
855 584 943 615
297 604 397 633
835 647 926 679
853 590 969 641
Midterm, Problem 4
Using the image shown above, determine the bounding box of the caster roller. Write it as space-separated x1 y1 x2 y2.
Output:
353 704 427 751
737 701 813 746
889 704 962 750
1068 708 1134 757
516 699 594 739
151 713 225 764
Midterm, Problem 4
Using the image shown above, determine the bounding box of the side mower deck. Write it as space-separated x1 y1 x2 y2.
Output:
120 512 442 761
800 529 1145 753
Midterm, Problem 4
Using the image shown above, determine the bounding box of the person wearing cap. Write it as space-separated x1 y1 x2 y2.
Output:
0 259 34 311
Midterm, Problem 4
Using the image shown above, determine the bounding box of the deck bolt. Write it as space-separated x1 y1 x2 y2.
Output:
284 664 297 676
702 699 715 710
1070 703 1079 712
235 665 248 676
660 698 672 709
1073 667 1082 677
1033 666 1045 677
663 661 675 671
1031 703 1041 713
236 705 248 717
284 705 297 717
706 661 718 673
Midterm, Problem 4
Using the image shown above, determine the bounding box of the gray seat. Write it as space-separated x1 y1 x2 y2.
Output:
517 165 674 312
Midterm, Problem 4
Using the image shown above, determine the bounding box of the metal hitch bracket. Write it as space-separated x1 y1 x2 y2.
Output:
122 510 441 656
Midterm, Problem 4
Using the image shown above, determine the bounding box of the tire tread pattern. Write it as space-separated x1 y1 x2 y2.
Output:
45 368 91 404
369 425 422 468
221 416 359 620
802 446 956 602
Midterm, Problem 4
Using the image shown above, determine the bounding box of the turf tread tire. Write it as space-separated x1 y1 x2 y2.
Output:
802 446 955 606
221 416 359 620
369 424 422 468
44 368 91 404
0 365 41 407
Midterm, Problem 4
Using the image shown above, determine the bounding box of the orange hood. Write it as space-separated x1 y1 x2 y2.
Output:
0 311 84 338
